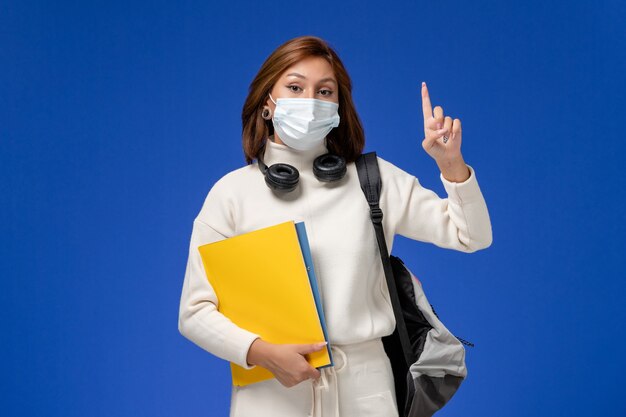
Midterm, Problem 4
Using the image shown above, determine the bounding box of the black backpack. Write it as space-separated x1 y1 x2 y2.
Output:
356 152 472 417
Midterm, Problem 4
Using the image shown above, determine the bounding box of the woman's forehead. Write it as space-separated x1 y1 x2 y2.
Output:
281 57 335 81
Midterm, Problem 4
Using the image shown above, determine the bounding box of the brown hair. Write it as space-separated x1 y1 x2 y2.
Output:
241 36 365 164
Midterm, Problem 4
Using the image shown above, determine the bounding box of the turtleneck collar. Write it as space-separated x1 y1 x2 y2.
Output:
261 135 329 170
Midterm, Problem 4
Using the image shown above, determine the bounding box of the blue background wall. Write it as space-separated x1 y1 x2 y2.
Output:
2 1 625 416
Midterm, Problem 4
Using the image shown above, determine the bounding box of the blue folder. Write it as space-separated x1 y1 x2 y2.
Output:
295 221 334 367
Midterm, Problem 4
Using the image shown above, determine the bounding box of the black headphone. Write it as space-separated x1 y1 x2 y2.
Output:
257 152 347 192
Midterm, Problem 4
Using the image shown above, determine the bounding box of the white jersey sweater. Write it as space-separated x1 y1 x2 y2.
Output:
178 137 492 370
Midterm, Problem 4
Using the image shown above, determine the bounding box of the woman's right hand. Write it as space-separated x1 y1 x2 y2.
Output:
246 338 327 387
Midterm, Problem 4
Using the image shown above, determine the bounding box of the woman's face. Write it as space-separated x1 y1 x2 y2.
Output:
267 56 339 144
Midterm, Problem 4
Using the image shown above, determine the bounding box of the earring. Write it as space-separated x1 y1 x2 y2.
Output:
262 106 272 120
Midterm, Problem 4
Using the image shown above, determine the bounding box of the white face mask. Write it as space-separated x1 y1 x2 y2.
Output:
269 93 340 151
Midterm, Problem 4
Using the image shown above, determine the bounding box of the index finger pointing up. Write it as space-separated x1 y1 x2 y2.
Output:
421 82 433 121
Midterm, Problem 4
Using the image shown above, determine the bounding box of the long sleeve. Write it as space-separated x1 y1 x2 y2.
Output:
178 181 260 369
380 158 493 253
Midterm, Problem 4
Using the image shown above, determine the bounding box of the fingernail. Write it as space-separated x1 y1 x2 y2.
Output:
422 81 426 87
437 123 442 129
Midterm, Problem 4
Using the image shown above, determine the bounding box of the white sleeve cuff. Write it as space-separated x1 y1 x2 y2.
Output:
234 333 260 370
440 165 483 203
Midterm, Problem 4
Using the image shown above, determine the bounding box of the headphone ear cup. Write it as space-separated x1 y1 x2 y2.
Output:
265 163 300 192
313 153 347 182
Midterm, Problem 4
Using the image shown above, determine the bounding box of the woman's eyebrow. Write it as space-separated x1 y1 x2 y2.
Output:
286 72 337 85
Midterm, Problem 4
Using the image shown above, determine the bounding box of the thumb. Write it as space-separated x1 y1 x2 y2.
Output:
296 342 328 355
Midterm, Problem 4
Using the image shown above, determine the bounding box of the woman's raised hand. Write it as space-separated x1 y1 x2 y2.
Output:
421 82 470 182
246 338 326 388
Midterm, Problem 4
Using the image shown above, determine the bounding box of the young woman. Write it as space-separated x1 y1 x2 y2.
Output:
178 35 492 417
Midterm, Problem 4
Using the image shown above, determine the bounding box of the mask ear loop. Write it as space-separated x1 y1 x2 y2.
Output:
262 93 276 131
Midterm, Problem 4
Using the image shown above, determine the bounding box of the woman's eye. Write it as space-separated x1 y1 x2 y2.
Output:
319 89 333 96
288 85 301 92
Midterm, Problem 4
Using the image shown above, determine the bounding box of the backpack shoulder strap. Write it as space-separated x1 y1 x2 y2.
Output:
355 152 415 367
355 152 382 215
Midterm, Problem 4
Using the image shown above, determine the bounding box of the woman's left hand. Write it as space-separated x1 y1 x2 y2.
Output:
420 82 470 182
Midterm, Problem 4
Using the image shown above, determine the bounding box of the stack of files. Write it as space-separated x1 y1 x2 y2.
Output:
197 220 333 386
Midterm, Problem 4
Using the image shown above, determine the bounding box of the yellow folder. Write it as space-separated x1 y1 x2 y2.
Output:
197 220 332 386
